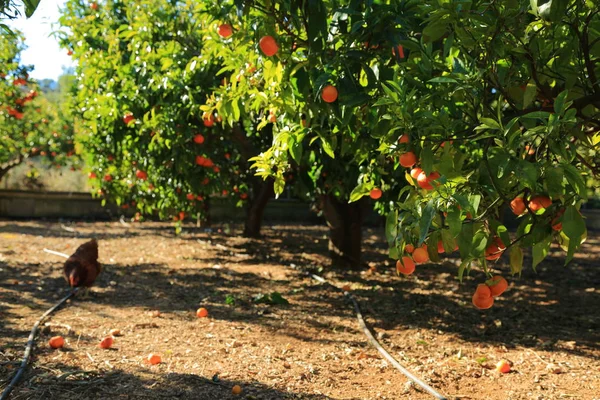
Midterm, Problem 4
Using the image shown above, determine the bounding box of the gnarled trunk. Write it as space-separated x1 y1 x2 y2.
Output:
244 178 274 238
321 194 365 268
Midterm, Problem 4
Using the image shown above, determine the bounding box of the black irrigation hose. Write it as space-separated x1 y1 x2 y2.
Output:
306 272 447 400
0 288 79 400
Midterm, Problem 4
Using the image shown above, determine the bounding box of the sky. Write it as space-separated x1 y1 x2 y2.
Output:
6 0 74 81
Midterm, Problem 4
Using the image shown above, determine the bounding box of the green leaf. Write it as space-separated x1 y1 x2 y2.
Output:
385 210 398 246
553 90 569 115
428 77 457 83
509 246 523 276
562 164 587 199
544 166 564 198
446 206 462 237
418 200 435 246
458 222 474 259
562 206 586 264
521 111 551 119
289 135 303 163
421 147 434 175
320 136 335 159
532 235 552 271
480 117 501 130
349 183 369 203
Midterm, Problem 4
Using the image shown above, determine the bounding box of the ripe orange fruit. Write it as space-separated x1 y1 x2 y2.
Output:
88 172 97 179
147 354 161 365
135 170 147 180
396 256 416 275
410 167 423 180
123 113 135 125
510 196 526 216
217 23 233 38
529 195 551 212
259 35 279 56
437 240 445 254
398 134 409 144
268 114 277 123
321 85 338 103
99 336 113 349
90 2 98 10
392 44 405 59
412 247 429 264
485 237 505 261
472 284 494 309
496 360 511 373
399 152 417 168
405 244 415 253
232 385 242 395
487 275 508 297
416 171 440 190
474 283 492 300
49 336 65 349
370 188 382 200
103 174 112 182
472 294 494 309
186 193 195 201
194 134 205 144
552 209 564 231
525 145 535 155
196 307 209 318
203 113 214 127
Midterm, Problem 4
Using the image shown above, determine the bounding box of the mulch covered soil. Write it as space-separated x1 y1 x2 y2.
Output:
0 220 599 400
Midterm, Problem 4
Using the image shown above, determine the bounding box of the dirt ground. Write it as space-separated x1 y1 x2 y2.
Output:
0 220 599 400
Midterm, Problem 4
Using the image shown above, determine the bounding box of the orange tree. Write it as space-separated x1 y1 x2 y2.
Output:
58 0 279 235
199 4 414 265
0 30 78 183
202 1 598 299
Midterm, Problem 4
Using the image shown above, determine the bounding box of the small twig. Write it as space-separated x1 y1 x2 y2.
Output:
119 215 131 228
60 224 77 233
43 249 70 259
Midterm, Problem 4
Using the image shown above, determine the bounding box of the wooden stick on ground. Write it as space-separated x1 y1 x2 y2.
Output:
43 249 70 259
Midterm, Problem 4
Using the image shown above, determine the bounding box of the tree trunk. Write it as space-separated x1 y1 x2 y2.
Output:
243 178 274 238
321 194 365 268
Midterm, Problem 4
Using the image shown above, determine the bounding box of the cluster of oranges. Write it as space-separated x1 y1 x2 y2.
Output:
397 134 441 190
216 23 338 106
472 276 508 309
396 244 430 275
510 194 562 230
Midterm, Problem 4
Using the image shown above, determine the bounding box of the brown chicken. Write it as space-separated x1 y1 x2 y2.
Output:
63 239 102 289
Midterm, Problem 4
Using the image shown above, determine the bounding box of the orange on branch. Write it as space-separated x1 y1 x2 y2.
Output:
412 247 429 264
370 188 382 200
321 85 338 103
396 256 416 275
487 275 508 297
259 35 279 56
399 152 417 168
217 24 233 38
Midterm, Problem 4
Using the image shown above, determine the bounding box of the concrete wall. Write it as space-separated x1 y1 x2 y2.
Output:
0 190 597 230
0 190 323 223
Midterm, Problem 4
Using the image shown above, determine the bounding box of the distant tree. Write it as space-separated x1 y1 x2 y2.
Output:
0 30 79 183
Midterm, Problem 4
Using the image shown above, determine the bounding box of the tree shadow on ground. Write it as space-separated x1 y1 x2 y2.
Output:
3 361 347 399
1 223 598 364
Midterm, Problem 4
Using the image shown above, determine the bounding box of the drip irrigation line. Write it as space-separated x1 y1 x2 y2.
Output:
302 269 447 400
0 288 79 400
